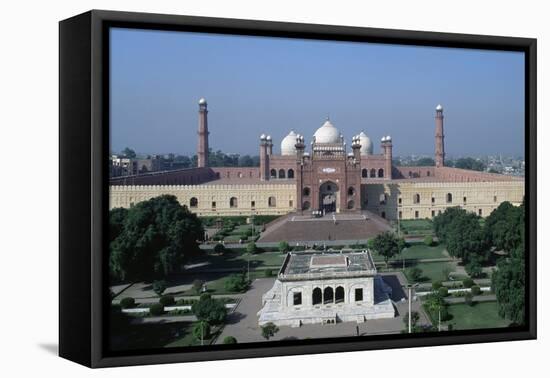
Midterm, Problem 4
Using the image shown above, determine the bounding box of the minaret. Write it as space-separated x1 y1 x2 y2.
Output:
259 134 270 181
435 104 445 168
381 136 393 179
197 98 209 168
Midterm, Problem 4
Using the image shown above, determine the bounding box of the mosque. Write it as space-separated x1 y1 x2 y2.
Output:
109 98 524 221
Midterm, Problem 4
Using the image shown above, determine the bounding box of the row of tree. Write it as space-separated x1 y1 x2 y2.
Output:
433 202 525 324
116 147 260 168
392 156 486 171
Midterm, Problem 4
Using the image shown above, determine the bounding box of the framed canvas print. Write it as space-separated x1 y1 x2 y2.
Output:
59 10 536 368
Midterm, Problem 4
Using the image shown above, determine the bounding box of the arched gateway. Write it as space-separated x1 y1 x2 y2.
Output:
319 181 339 213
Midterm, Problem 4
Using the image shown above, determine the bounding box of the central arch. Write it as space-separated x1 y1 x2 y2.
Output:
319 181 339 214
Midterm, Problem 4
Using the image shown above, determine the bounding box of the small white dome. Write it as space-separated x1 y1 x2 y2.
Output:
386 135 391 141
436 104 443 111
313 119 341 144
358 131 373 155
199 98 207 105
281 130 298 156
260 133 266 140
381 136 386 142
266 135 272 141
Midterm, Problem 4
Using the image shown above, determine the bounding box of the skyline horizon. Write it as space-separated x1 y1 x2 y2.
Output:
110 28 525 157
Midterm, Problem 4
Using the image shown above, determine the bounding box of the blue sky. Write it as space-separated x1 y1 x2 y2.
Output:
110 28 525 157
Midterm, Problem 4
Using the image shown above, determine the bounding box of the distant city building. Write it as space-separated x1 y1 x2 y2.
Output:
109 99 524 219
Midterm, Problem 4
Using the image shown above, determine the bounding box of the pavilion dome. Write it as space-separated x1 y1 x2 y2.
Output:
313 119 341 144
281 130 298 155
358 131 373 155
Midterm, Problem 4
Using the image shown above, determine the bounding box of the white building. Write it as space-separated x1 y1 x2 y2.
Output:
258 250 395 327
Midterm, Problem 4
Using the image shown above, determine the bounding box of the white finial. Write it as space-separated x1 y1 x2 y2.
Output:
260 133 266 140
266 135 272 141
436 104 443 111
199 97 207 105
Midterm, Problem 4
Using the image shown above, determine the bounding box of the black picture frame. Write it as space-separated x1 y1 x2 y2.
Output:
59 9 537 368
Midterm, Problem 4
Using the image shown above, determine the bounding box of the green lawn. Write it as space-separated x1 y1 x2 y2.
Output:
401 243 448 260
444 302 510 330
399 219 434 236
372 243 448 263
405 261 454 283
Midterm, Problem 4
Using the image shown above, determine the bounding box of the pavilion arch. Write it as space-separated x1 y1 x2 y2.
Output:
347 200 355 210
323 287 334 304
446 193 453 203
268 196 276 207
348 186 355 196
370 168 376 178
378 168 384 178
312 287 322 305
287 169 295 179
270 169 277 178
414 193 420 204
303 187 311 196
362 168 368 178
190 197 198 208
279 169 286 179
335 286 345 304
230 197 238 208
379 193 387 205
302 201 311 210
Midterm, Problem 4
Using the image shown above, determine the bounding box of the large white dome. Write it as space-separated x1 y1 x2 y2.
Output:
281 130 298 155
359 131 373 155
314 119 341 144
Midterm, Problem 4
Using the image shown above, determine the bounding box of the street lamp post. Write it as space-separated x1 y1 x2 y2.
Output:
403 283 419 333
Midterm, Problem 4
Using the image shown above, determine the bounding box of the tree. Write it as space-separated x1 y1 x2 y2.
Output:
109 195 204 282
191 296 227 325
371 232 401 267
159 295 175 306
153 280 167 296
484 201 523 253
465 258 483 278
278 241 290 253
119 297 135 309
261 322 279 340
213 243 226 254
433 207 488 264
122 147 136 158
224 273 249 292
223 336 237 344
464 292 474 306
415 157 435 166
192 321 211 341
149 303 164 316
454 157 486 171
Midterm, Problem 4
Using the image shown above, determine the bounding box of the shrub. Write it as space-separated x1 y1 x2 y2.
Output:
464 292 474 306
471 285 481 296
223 336 237 344
200 293 212 301
438 287 449 297
149 303 164 316
152 280 167 296
407 266 423 282
246 242 257 254
159 295 175 306
465 260 483 278
264 269 273 277
432 281 443 291
213 243 226 254
462 278 475 288
440 306 451 321
192 321 211 341
424 235 433 246
119 297 135 309
278 241 290 253
224 273 249 292
192 279 205 294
